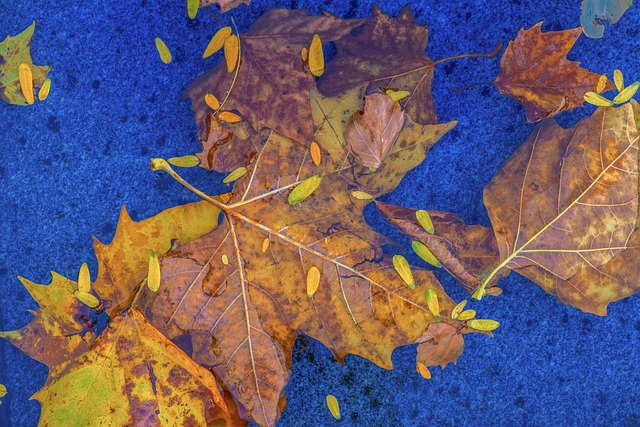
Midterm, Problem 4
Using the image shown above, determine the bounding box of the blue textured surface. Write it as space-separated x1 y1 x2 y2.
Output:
1 0 639 426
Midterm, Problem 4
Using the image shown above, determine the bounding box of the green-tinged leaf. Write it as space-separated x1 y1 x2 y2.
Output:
386 89 410 102
456 309 476 321
147 251 161 292
415 209 434 234
187 0 199 19
155 38 172 64
168 155 200 168
425 288 441 321
77 263 91 293
412 240 441 268
326 395 340 420
288 174 323 205
74 291 99 309
223 166 247 184
392 254 415 289
467 319 500 331
583 91 613 107
350 190 374 200
613 81 639 104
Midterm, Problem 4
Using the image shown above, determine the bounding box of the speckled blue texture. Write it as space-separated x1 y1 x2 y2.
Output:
1 0 639 426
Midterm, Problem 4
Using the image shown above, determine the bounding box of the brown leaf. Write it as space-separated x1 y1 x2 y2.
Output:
318 6 439 125
148 131 470 426
376 202 503 294
196 115 261 172
200 0 249 13
494 22 614 123
185 9 365 146
416 323 464 369
482 101 640 314
346 93 406 168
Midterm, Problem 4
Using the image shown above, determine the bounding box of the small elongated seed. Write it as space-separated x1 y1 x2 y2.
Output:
583 91 613 107
187 0 198 19
613 69 624 92
596 74 608 93
386 89 410 102
218 111 242 123
350 190 373 200
456 309 476 321
411 241 441 268
0 384 6 397
262 238 270 253
74 291 100 308
224 34 239 73
221 254 229 265
612 81 639 104
308 34 324 77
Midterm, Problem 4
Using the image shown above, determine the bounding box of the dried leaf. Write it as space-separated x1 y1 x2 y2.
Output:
412 241 442 268
306 266 321 297
467 319 500 332
393 254 415 289
494 22 611 122
326 395 340 420
0 22 51 106
203 27 232 59
204 93 221 111
288 173 323 205
18 63 34 105
168 155 200 168
416 323 464 369
147 251 161 292
38 78 50 101
581 0 632 38
308 33 324 77
223 34 239 73
155 37 172 64
199 0 249 13
346 93 406 168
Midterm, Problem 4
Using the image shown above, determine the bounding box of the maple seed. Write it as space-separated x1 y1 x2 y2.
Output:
613 69 624 92
168 155 200 168
224 34 239 73
147 251 161 292
155 38 172 64
308 34 324 77
612 81 639 104
451 299 467 320
467 319 500 332
38 78 51 101
187 0 198 19
204 93 221 111
596 74 608 93
310 141 321 166
326 395 340 420
77 262 91 293
203 26 232 59
74 291 100 308
288 174 323 205
218 111 242 123
261 238 270 253
223 166 247 184
411 241 441 268
392 255 415 289
583 91 613 107
457 309 476 321
306 266 321 297
416 362 431 380
415 209 434 234
18 63 34 105
425 288 441 321
350 190 374 200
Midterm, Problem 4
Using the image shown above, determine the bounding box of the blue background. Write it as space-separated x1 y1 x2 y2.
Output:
1 0 639 425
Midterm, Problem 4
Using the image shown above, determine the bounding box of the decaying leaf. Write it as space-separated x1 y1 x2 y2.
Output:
494 22 612 122
0 22 51 105
416 323 464 369
199 0 250 13
480 101 640 314
346 93 406 168
581 0 632 38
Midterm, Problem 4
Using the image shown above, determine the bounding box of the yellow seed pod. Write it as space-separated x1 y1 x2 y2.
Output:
288 174 323 205
456 309 476 321
74 291 100 308
613 69 624 92
310 141 321 166
262 238 270 253
612 81 639 104
155 38 172 64
392 254 415 289
415 210 434 234
221 254 229 265
451 299 467 320
38 78 51 101
187 0 198 19
203 26 232 58
306 266 321 297
168 155 200 168
0 384 7 397
416 362 431 379
596 74 608 94
583 91 613 107
467 319 500 332
308 34 324 77
77 262 91 293
425 288 441 321
223 166 247 184
18 63 34 105
386 89 410 102
204 93 221 111
218 111 242 123
147 251 161 292
411 241 441 268
350 190 374 200
326 395 340 420
224 34 239 73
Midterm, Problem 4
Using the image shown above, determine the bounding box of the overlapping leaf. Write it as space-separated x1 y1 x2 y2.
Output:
185 9 365 155
147 118 466 426
200 0 249 13
494 22 613 122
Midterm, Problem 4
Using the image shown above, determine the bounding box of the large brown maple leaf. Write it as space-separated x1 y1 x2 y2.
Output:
146 116 470 426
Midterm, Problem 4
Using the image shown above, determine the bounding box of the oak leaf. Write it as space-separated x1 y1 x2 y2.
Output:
33 309 229 426
185 9 365 153
481 101 640 314
0 22 51 105
494 22 613 122
147 121 467 426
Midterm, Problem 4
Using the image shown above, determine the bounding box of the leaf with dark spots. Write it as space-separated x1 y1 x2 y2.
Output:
416 323 465 369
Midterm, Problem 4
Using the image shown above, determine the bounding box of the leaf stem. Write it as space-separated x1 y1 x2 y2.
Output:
216 16 242 114
432 41 503 67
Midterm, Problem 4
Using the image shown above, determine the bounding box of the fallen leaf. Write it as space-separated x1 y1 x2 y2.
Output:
200 0 249 13
494 22 613 122
185 9 365 145
38 77 51 101
326 394 340 420
346 93 406 168
581 0 632 38
0 22 51 105
155 37 172 64
18 63 34 105
203 27 232 59
308 34 324 77
416 323 464 369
